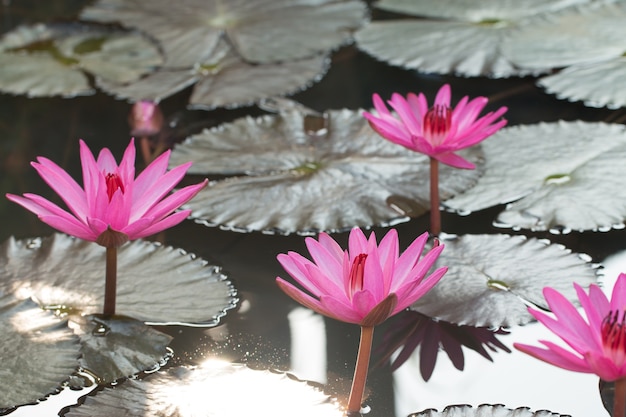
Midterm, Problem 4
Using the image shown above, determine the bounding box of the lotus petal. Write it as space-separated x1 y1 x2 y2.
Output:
411 234 598 327
69 314 172 384
443 121 626 233
0 293 80 410
0 234 238 326
80 0 367 65
408 404 569 417
169 108 483 234
64 361 343 417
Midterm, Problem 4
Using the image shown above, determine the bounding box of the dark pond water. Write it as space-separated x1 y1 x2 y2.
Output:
2 1 626 416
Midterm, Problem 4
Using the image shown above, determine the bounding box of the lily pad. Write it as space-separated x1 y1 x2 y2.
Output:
170 107 483 234
409 404 569 417
0 22 162 98
0 293 80 410
69 314 172 385
97 39 330 110
502 1 626 71
64 361 344 417
443 121 626 233
411 234 598 327
0 234 238 326
355 0 584 77
80 0 367 65
537 56 626 110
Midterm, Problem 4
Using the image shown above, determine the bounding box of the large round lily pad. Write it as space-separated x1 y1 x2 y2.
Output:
0 293 80 410
0 234 238 326
170 107 483 234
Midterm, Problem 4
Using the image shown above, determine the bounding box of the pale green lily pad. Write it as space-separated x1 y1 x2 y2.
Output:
412 234 598 327
69 315 172 385
538 57 626 109
0 234 238 326
443 121 626 233
355 0 584 77
374 0 588 21
97 39 330 110
64 361 343 417
409 404 569 417
0 293 80 410
0 22 162 98
502 1 626 71
170 107 483 234
80 0 367 66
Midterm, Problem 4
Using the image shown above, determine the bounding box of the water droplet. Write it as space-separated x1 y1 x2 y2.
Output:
386 195 423 217
549 225 571 235
91 320 110 337
26 237 42 249
487 279 510 291
544 173 571 185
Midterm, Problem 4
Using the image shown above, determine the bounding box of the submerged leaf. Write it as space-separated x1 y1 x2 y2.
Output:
170 108 483 234
408 404 569 417
0 234 238 326
443 121 626 232
64 361 343 417
0 293 80 410
80 0 367 65
0 22 162 98
69 315 172 384
411 234 598 327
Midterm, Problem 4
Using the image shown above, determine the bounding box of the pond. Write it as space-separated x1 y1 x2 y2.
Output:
1 1 626 416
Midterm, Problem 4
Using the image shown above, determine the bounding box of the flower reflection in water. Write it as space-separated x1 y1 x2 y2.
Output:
375 310 511 381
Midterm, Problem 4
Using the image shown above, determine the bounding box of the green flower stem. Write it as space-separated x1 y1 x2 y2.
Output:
103 246 117 317
429 157 441 236
615 378 626 417
347 325 375 414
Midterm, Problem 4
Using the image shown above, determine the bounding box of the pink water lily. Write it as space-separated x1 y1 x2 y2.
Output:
276 228 447 326
515 273 626 382
7 138 207 246
363 84 508 169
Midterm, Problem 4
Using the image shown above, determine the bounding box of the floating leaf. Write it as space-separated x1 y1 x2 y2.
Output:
0 22 162 98
502 1 626 71
64 361 343 417
411 234 598 327
80 0 367 65
0 234 238 326
537 55 626 110
0 293 80 410
443 121 626 233
355 0 583 77
97 39 330 110
69 315 172 384
170 108 483 234
409 404 569 417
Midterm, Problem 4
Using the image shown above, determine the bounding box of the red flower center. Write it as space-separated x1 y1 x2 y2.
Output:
349 253 368 295
105 173 124 201
601 310 626 365
424 104 452 146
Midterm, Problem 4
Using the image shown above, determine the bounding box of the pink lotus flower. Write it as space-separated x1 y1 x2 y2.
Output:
7 138 207 247
515 273 626 382
276 228 448 326
363 84 508 169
